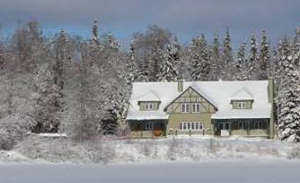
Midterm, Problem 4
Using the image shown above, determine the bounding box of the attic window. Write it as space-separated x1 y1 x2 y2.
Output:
231 100 253 109
139 101 160 111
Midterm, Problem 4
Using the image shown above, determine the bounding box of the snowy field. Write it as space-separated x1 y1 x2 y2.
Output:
1 136 300 164
1 160 300 183
1 136 300 182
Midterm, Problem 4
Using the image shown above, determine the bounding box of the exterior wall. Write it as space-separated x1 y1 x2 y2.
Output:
165 87 216 135
168 113 214 135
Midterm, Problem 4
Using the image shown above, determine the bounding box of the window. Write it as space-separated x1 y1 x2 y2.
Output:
192 103 201 113
192 104 196 113
145 122 153 130
145 103 149 110
180 122 203 131
196 104 200 112
181 103 190 113
181 104 185 112
143 102 155 111
232 100 253 109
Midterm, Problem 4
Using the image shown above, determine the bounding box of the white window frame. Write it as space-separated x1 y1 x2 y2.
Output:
179 122 203 131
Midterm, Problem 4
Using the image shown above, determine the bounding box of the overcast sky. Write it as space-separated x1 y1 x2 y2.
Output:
0 0 299 48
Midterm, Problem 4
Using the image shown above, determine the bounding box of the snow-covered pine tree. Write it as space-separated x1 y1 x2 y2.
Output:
277 37 300 142
222 29 235 80
235 42 248 80
208 34 221 81
257 30 271 80
157 39 180 81
292 28 300 68
190 34 210 81
248 34 258 80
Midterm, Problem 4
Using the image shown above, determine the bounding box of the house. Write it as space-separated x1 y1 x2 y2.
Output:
126 79 275 138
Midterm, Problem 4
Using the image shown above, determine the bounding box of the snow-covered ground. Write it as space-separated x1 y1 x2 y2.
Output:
1 136 300 182
1 160 300 183
1 135 300 164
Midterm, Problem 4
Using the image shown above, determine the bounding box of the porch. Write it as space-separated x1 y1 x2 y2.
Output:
213 119 270 138
128 120 167 138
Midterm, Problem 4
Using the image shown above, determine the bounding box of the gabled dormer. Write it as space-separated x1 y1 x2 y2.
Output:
137 90 161 111
230 88 254 109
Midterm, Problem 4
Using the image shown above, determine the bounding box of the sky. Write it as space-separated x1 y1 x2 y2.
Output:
0 0 299 49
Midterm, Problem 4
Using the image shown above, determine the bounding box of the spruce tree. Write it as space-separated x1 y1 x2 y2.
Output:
209 34 220 80
235 42 248 80
258 30 270 80
222 29 235 80
190 34 210 80
157 39 179 81
277 38 300 142
248 34 258 79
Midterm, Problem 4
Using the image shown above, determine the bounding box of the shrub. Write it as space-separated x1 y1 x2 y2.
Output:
0 114 36 150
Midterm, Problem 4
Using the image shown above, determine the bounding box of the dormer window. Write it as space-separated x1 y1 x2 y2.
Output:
231 100 253 109
138 101 160 111
145 103 153 110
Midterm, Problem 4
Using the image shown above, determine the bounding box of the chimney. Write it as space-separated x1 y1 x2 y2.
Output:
178 79 183 92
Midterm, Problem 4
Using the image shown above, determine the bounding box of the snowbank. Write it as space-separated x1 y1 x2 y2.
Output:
1 135 300 164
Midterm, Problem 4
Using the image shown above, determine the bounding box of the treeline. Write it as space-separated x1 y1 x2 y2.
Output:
0 21 299 144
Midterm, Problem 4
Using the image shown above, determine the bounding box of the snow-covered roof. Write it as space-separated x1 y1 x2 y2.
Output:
137 90 161 102
126 80 272 120
230 87 254 101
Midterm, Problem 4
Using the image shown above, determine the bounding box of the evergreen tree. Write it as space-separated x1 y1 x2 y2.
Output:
277 38 300 142
222 29 234 80
190 34 210 80
223 28 233 64
258 30 270 80
157 39 179 81
248 34 258 79
235 42 248 80
208 34 220 80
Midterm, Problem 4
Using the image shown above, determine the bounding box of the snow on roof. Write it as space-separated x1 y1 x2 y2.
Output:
126 80 272 120
136 90 161 102
230 87 254 100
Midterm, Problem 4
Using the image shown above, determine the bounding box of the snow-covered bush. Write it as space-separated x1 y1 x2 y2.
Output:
81 136 116 164
287 145 300 159
0 114 36 150
16 135 116 163
16 135 89 162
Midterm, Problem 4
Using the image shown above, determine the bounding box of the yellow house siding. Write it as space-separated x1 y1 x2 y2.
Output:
168 113 214 135
165 87 216 135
